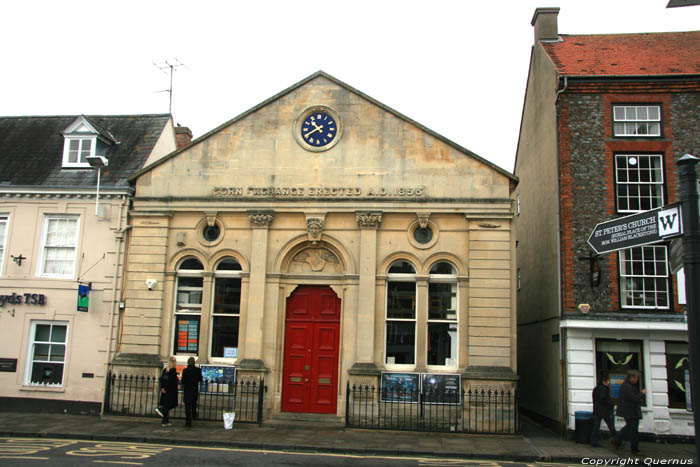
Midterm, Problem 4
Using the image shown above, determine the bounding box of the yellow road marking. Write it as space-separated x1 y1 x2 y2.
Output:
0 456 50 460
1 437 566 465
67 442 172 460
93 461 144 465
0 438 77 456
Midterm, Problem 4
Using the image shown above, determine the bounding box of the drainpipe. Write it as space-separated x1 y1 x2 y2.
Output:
555 74 568 437
100 194 129 417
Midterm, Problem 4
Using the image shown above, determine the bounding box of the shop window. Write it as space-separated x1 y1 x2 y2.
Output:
427 262 458 367
211 258 242 359
173 258 203 355
595 339 644 402
38 215 80 278
666 341 691 410
613 105 661 137
0 215 8 275
386 260 416 365
619 245 669 309
615 154 664 213
25 321 68 386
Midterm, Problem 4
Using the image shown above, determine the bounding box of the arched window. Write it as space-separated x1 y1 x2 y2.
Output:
385 260 416 365
428 261 458 367
173 258 204 355
211 258 242 359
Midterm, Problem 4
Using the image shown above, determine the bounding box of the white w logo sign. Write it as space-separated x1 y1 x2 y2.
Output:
658 206 683 237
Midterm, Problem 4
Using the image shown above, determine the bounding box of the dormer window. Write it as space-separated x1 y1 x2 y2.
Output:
63 137 95 167
61 116 115 168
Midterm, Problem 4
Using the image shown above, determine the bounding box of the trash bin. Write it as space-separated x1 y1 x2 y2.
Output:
574 411 593 444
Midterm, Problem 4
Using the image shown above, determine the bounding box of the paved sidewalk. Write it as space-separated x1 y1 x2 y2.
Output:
0 412 695 464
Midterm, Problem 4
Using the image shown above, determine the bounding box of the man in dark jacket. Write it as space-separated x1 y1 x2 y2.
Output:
181 357 203 427
613 370 646 455
591 371 616 447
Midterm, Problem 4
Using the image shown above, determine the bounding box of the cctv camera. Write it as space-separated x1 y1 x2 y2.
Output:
146 279 157 290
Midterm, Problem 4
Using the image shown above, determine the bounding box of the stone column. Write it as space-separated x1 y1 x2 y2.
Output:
198 272 214 364
414 276 429 371
238 210 274 370
350 211 382 375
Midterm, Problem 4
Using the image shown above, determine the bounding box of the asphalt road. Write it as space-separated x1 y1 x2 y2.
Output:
0 437 579 467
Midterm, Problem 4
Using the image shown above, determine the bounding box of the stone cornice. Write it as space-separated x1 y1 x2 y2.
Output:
0 191 127 200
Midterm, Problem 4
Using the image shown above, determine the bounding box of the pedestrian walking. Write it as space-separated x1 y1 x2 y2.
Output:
612 369 646 455
155 356 179 427
181 356 203 427
591 370 616 447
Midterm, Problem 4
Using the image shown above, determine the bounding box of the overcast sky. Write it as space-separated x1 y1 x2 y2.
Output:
2 1 699 172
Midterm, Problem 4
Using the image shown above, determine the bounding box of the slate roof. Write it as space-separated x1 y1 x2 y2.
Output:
541 31 700 76
0 114 171 188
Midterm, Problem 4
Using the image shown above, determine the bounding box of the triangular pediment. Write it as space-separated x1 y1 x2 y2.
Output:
133 72 515 201
63 116 98 136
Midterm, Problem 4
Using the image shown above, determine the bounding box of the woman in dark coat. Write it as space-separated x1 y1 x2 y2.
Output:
155 356 179 427
181 356 203 427
613 369 646 454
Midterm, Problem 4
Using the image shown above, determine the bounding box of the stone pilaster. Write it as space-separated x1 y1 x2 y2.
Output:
351 211 382 373
114 211 171 366
238 210 274 370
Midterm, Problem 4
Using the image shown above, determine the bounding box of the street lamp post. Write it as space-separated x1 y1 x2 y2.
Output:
677 154 700 462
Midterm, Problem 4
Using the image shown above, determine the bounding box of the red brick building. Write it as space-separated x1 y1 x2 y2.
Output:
515 7 699 437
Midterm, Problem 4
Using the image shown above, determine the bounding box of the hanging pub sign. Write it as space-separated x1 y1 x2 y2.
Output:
77 284 91 312
380 372 420 403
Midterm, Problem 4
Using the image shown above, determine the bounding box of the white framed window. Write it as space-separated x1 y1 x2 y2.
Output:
613 105 661 137
615 154 664 213
619 245 669 309
210 258 242 359
427 262 458 367
0 215 8 275
516 194 521 216
62 137 95 167
385 260 417 366
38 215 79 278
25 321 68 386
173 258 204 355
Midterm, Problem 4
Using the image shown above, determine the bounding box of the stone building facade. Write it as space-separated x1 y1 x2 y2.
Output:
112 72 519 421
515 8 699 437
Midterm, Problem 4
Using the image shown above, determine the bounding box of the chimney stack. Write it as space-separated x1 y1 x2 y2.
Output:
531 7 560 43
175 124 193 149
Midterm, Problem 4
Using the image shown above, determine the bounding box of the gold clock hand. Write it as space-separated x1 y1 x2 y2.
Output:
304 126 322 138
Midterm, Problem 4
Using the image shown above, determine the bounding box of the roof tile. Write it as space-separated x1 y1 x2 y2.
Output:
541 31 700 76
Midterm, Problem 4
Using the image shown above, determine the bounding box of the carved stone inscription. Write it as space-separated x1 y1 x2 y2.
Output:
212 186 425 198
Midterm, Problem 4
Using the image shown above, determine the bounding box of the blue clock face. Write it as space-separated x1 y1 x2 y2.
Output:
301 112 337 147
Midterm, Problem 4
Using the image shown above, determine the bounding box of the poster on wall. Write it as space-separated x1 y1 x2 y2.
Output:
175 318 199 354
422 373 461 405
380 372 420 403
609 373 626 399
200 365 236 394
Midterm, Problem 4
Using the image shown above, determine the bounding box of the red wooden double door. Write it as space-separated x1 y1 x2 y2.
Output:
281 286 341 414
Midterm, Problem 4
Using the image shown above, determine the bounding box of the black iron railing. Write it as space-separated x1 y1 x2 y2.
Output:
345 382 519 434
104 372 265 425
